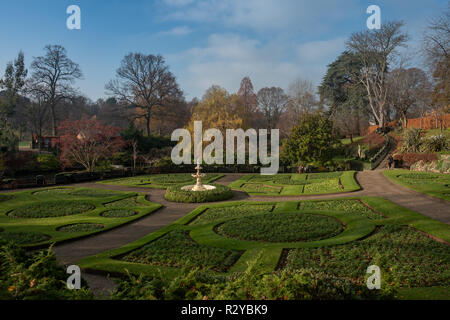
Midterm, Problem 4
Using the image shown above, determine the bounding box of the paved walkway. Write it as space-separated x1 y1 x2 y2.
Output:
3 171 449 295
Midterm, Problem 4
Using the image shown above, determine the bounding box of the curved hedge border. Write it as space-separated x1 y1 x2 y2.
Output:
165 184 233 203
58 223 105 233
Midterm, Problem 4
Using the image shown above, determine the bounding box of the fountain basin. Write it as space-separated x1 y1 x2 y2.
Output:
165 184 233 203
181 184 217 191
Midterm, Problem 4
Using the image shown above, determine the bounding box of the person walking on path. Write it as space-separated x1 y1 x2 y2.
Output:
387 154 394 169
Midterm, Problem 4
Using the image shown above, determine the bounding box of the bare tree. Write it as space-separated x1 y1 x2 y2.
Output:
422 5 449 67
29 45 82 135
422 6 450 131
387 68 431 128
237 76 258 128
346 21 409 127
106 53 182 136
24 85 49 151
257 87 287 130
287 78 317 115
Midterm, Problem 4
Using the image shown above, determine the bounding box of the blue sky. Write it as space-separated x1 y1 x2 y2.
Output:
0 0 447 101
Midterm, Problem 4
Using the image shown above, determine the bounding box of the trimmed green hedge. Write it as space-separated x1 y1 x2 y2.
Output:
165 184 233 203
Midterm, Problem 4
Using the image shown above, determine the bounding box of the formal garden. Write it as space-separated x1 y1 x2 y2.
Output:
74 196 450 300
0 4 449 304
384 170 450 201
0 187 161 247
228 171 359 196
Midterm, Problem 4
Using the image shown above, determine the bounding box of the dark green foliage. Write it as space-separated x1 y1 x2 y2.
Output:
281 113 340 166
102 209 137 218
0 232 48 244
217 212 344 242
69 189 119 198
0 194 15 202
120 122 174 153
36 153 60 171
190 204 273 226
299 200 384 220
421 134 449 152
110 260 395 300
401 128 423 153
165 184 233 203
58 223 104 232
9 201 95 218
0 242 94 300
121 230 241 272
284 225 450 288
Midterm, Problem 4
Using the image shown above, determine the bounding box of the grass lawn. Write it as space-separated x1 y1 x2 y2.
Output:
340 136 363 145
0 187 161 247
77 196 450 299
383 169 450 201
229 171 360 196
423 128 450 138
97 173 223 189
18 141 31 148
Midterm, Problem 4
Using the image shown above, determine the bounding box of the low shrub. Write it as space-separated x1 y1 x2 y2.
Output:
9 201 95 218
0 232 49 244
110 258 395 300
0 241 94 300
58 223 104 233
401 153 438 167
165 184 233 203
190 204 273 226
36 153 60 171
401 128 423 153
421 134 449 153
121 230 241 272
216 212 344 242
101 209 137 218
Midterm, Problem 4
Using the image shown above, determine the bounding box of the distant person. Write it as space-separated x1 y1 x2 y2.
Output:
298 165 304 174
387 154 394 169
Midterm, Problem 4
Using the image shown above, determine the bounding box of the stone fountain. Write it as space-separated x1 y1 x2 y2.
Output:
181 161 216 192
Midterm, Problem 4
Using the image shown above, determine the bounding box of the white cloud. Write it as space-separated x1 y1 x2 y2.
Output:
159 25 193 36
162 0 359 32
163 0 194 6
297 38 346 62
167 33 346 98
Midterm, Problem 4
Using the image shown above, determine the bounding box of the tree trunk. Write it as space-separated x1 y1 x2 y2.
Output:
378 112 385 128
145 115 151 136
50 104 57 136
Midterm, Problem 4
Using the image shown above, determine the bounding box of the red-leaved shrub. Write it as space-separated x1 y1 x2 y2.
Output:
363 132 385 149
400 153 438 167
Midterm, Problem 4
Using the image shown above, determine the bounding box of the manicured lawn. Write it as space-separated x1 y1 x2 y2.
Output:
97 173 223 189
383 170 450 201
0 187 161 247
77 196 450 299
229 171 360 196
340 136 363 145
